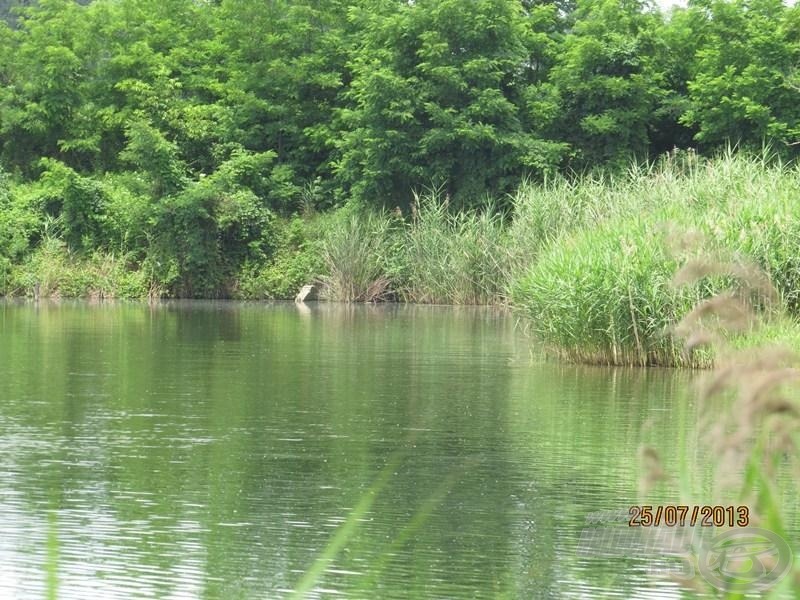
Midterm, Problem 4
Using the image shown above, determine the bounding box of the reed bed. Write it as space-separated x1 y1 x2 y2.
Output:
316 191 511 305
318 207 403 302
509 151 800 367
509 217 705 366
402 193 509 305
315 151 800 367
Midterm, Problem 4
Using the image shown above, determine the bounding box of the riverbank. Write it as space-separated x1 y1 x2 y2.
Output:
4 151 800 367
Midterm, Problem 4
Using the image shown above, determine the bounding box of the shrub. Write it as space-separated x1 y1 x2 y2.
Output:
236 216 324 300
0 176 40 269
120 120 186 197
100 172 153 255
147 161 278 298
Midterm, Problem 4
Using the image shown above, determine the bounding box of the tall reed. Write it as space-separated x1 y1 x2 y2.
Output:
402 191 510 305
318 207 402 302
510 216 719 366
509 151 800 367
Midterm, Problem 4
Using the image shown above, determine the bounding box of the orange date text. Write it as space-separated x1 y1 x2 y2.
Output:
628 505 749 527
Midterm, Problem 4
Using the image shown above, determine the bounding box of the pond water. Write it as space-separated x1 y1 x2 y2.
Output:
0 301 793 599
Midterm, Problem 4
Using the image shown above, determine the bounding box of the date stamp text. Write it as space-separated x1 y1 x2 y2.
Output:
628 505 749 527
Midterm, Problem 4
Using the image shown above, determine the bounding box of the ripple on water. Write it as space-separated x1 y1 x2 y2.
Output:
0 302 791 599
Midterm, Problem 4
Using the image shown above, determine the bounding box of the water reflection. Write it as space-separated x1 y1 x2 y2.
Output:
0 300 786 598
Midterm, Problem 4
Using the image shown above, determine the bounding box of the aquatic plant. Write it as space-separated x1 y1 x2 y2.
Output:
317 206 402 302
509 217 718 366
509 151 800 367
401 190 510 305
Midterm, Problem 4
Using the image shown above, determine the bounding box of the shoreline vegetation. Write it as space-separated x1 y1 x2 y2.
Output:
4 151 800 368
1 1 798 596
2 0 800 369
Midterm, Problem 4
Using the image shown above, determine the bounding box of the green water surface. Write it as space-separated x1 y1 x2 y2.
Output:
0 301 766 598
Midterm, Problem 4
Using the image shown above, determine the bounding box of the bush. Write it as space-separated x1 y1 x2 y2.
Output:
236 216 324 300
0 177 40 268
147 163 278 298
120 120 186 197
100 172 153 255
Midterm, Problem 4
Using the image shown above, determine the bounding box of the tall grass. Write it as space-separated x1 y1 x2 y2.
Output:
318 206 403 302
5 236 149 299
509 216 719 366
317 192 510 304
505 151 704 272
402 192 509 304
509 150 800 367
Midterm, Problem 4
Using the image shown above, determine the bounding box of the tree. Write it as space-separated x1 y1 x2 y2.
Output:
335 0 565 208
0 0 227 175
546 0 666 167
215 0 352 210
681 0 800 151
647 4 700 154
0 0 87 174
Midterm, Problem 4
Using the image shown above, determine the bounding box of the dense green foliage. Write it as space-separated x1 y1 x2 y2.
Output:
510 152 800 366
270 153 800 367
0 0 799 299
